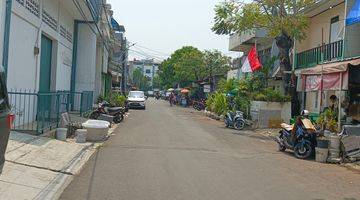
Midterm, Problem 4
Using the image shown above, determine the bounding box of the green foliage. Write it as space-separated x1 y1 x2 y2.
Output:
206 92 228 115
252 88 291 102
217 78 237 93
99 92 127 107
157 47 231 89
212 0 315 40
132 68 151 91
203 50 231 77
317 109 339 133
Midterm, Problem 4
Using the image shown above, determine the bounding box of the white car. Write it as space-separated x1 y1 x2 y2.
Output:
127 91 146 109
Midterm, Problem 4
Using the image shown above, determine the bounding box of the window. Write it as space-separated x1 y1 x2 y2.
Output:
330 16 340 43
0 66 10 113
145 69 151 74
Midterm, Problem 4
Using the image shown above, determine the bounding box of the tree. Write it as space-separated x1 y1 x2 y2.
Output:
152 75 162 90
172 46 206 87
158 58 176 89
158 46 205 88
203 50 231 91
132 68 150 91
212 0 315 116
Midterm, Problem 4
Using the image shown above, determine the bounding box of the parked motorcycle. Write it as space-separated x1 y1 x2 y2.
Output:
276 110 317 159
90 101 125 124
193 99 206 111
225 110 251 130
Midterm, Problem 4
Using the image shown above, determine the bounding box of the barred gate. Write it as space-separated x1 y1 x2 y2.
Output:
8 90 94 134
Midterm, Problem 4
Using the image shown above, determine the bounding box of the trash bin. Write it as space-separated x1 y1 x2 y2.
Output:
0 64 11 174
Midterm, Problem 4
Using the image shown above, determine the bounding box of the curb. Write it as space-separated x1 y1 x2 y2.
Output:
35 123 120 200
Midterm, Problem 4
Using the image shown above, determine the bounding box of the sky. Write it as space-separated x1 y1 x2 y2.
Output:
107 0 240 61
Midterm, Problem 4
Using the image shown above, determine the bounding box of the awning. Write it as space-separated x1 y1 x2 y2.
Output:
300 58 360 91
301 58 360 75
111 18 125 32
346 0 360 26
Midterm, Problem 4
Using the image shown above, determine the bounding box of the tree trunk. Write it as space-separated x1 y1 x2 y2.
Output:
275 32 300 117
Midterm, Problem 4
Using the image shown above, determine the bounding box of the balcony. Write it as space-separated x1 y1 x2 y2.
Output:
229 29 270 52
295 40 344 69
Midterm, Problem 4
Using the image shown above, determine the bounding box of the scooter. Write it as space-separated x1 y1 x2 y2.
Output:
276 113 317 159
193 99 206 111
225 110 251 130
90 101 125 124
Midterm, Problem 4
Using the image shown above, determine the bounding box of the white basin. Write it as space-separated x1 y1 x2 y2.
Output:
82 120 110 141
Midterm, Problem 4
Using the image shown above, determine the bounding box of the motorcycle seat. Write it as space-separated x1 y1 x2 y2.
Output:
107 107 123 112
281 123 294 131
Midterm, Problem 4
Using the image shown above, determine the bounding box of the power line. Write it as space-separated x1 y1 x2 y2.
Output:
134 44 170 56
129 49 164 61
132 46 168 60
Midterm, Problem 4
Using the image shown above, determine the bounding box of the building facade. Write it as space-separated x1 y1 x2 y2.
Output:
128 59 160 88
1 0 125 134
295 0 360 124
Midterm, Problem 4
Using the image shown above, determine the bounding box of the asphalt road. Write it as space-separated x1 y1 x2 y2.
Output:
61 99 360 200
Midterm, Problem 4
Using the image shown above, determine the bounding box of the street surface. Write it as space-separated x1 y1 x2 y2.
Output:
61 99 360 200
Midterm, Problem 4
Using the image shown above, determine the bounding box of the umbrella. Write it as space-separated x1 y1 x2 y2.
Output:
181 89 190 93
167 88 174 92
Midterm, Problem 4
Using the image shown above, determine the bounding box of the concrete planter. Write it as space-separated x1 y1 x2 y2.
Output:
250 101 291 128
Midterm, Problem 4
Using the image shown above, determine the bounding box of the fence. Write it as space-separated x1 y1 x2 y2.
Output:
8 90 94 134
295 40 343 69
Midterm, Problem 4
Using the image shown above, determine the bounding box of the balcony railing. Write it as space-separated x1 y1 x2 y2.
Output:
295 40 343 69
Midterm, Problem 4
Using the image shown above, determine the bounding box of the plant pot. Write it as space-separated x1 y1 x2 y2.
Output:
317 138 329 149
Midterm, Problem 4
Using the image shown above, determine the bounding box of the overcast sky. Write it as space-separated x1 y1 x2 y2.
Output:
107 0 240 61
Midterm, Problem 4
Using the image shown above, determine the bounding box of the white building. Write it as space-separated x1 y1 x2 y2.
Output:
129 59 160 87
3 0 118 133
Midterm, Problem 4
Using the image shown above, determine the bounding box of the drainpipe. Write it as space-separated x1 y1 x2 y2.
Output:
2 0 12 78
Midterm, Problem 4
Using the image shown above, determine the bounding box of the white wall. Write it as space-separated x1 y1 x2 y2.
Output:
55 4 74 91
75 24 97 93
7 13 38 91
7 0 75 92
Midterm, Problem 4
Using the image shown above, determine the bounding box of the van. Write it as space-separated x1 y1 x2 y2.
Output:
0 65 10 174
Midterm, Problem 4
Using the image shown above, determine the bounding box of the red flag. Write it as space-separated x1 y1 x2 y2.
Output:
242 46 262 73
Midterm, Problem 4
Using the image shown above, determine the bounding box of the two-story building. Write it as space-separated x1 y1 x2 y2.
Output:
228 28 284 93
295 0 360 124
1 0 124 134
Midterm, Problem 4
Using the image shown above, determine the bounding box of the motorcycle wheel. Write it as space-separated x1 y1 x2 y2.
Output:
90 111 100 119
278 143 286 152
294 142 313 159
113 114 124 124
234 119 245 130
225 120 230 128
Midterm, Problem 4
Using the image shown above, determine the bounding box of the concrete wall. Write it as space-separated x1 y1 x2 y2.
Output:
297 2 345 52
344 0 360 58
250 101 292 128
7 0 75 91
75 24 97 94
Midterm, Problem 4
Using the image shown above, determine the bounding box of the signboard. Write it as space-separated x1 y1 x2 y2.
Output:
204 85 211 93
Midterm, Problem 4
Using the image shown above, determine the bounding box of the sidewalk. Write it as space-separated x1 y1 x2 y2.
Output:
0 129 108 200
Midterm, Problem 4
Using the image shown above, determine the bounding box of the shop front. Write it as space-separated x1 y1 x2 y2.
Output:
299 58 360 129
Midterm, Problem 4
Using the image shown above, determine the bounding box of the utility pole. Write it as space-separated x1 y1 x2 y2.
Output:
121 38 128 95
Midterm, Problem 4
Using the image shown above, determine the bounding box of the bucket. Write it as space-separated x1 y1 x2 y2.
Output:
56 128 67 141
317 138 329 148
315 147 328 163
75 129 87 143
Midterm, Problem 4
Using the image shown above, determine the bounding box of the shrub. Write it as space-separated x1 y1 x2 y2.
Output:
102 92 127 107
213 92 228 116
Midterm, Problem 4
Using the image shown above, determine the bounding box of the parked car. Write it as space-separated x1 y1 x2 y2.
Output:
0 65 11 174
127 91 146 109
